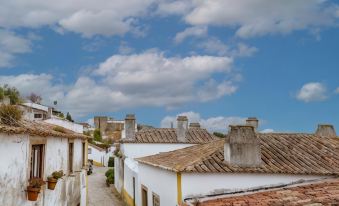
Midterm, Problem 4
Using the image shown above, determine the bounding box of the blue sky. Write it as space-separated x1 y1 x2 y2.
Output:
0 0 339 133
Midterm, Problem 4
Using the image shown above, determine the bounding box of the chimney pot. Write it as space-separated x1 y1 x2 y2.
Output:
124 114 136 139
189 122 200 128
177 116 188 142
246 117 259 130
316 124 337 138
224 125 262 167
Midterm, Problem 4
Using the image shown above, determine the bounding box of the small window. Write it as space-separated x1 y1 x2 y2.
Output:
152 193 160 206
88 148 92 154
141 185 148 206
69 142 74 173
34 113 42 119
30 144 44 179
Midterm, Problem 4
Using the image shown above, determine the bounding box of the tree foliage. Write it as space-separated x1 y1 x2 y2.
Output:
213 132 226 138
27 93 42 104
66 112 74 122
93 129 102 142
0 85 22 105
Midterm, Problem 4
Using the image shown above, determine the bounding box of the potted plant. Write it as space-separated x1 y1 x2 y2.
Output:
27 178 45 201
47 170 63 190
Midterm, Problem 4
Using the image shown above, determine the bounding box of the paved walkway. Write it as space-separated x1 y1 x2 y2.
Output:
88 166 123 206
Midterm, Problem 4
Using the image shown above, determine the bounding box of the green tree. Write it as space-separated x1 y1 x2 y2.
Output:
66 112 74 122
93 129 102 142
1 85 22 105
0 87 4 101
213 132 226 138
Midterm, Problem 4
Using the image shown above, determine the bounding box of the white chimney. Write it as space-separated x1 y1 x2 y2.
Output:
125 114 136 139
246 117 259 131
177 116 188 142
315 124 337 138
224 125 262 167
189 122 200 128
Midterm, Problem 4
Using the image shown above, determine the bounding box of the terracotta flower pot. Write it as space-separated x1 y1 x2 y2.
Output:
27 186 40 201
47 177 58 190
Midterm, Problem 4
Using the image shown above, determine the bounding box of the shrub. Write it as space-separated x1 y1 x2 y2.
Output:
93 129 102 142
29 178 45 188
53 126 66 133
0 105 22 126
52 170 64 179
108 157 114 167
105 168 114 178
213 132 226 138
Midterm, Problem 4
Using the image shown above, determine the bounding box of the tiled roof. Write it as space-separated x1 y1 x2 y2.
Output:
121 128 217 144
0 120 88 140
137 133 339 175
193 178 339 206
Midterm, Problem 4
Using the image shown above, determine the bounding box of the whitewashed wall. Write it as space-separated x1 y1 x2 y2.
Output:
122 143 194 159
124 158 139 204
138 164 178 206
181 173 324 198
0 133 87 206
114 157 123 193
44 117 83 133
88 145 112 166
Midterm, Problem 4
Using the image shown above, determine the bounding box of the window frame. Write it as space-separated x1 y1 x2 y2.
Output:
68 140 74 174
141 185 148 206
29 137 46 180
152 192 160 206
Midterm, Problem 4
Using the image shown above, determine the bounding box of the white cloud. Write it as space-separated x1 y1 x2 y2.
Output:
156 0 193 16
296 82 328 102
0 52 238 117
174 26 207 43
160 111 246 132
182 0 337 38
0 30 32 67
261 128 274 133
335 87 339 94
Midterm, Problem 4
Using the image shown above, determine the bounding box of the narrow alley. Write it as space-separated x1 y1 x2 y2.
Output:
88 166 123 206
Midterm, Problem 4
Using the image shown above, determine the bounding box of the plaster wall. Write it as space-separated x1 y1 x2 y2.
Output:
123 158 139 205
182 173 324 198
88 145 108 166
44 118 83 133
138 164 178 206
0 133 87 206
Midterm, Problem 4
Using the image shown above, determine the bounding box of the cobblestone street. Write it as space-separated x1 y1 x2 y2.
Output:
88 166 123 206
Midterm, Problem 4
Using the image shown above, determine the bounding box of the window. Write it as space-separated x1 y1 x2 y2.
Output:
30 144 44 179
152 193 160 206
88 148 92 154
141 185 148 206
34 113 42 119
69 142 74 173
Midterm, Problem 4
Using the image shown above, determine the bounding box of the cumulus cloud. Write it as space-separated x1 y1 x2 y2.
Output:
0 52 238 117
296 82 328 102
160 111 246 132
0 30 32 67
174 26 207 43
182 0 338 38
261 128 274 133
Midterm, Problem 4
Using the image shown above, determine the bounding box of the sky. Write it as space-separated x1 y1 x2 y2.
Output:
0 0 339 133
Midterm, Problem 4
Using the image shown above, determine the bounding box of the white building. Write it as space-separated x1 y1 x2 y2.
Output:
20 102 50 121
0 120 89 206
88 143 112 167
136 123 339 206
114 114 217 206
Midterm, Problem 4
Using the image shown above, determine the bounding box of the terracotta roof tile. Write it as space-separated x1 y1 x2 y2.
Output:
0 120 88 139
121 128 216 144
137 133 339 175
194 178 339 206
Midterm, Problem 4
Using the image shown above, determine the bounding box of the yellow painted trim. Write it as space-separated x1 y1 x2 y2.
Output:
177 172 182 205
122 188 134 206
92 160 104 167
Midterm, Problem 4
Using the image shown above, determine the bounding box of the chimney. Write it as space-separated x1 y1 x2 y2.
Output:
189 122 201 128
224 125 262 167
125 114 136 139
246 117 259 131
47 107 53 119
176 116 188 142
315 124 337 138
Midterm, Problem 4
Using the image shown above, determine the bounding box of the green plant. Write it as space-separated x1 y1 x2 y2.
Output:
53 126 66 133
114 148 122 158
83 131 91 136
0 105 22 126
2 85 22 105
66 112 74 122
108 157 114 167
51 170 64 179
93 129 102 142
29 178 45 189
105 168 114 186
213 132 226 138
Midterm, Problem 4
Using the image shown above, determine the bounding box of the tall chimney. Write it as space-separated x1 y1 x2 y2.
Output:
246 117 259 131
177 116 188 142
315 124 337 138
189 122 200 128
224 125 261 167
125 114 136 139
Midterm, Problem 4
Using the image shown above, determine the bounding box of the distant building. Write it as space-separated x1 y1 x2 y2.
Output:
136 122 339 206
94 116 125 141
0 119 89 206
88 143 111 167
20 102 51 121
